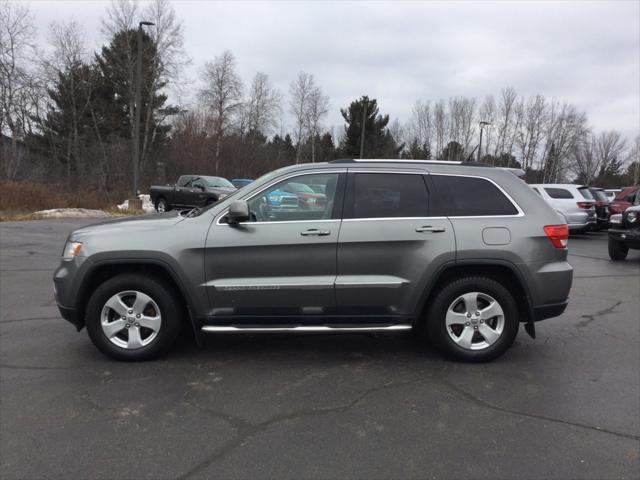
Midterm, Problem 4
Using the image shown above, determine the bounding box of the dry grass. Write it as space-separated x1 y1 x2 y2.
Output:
0 180 117 212
0 181 136 221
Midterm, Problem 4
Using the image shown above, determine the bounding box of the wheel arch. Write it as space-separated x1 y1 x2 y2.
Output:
419 260 534 331
76 259 200 339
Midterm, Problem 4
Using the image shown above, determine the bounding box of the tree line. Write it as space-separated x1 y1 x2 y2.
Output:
1 0 638 201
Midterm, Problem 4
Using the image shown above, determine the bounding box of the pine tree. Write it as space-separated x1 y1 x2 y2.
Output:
338 96 400 158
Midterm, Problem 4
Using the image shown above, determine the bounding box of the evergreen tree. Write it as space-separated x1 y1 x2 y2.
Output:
339 96 400 158
94 29 175 147
440 141 465 161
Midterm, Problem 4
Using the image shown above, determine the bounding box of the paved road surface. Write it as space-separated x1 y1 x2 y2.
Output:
1 219 639 479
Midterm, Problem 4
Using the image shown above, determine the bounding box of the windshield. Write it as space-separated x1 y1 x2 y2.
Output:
203 176 234 188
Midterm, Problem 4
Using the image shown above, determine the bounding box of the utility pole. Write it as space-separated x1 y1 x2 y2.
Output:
132 21 154 207
477 121 491 162
359 102 367 159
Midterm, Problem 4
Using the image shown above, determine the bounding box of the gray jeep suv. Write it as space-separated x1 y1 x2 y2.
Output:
53 160 573 362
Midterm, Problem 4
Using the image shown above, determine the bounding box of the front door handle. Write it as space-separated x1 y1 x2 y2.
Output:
300 229 331 236
415 226 446 233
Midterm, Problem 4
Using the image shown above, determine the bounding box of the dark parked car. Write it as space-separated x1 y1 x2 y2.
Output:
609 186 639 215
608 190 640 261
589 187 611 229
150 175 236 212
54 159 573 363
231 178 253 189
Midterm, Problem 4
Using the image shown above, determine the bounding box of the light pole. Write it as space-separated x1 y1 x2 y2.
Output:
477 121 491 162
132 20 154 204
359 101 367 159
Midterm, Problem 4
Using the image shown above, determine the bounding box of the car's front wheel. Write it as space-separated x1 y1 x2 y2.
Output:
85 274 181 361
426 276 519 362
608 238 629 261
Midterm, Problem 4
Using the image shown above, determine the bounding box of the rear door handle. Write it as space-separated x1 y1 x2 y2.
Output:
300 229 331 236
415 226 446 233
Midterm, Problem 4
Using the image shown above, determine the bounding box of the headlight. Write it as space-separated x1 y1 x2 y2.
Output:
610 214 623 225
627 211 637 223
62 241 83 260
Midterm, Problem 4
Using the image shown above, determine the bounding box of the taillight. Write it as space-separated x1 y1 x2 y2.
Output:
544 224 569 249
576 202 593 209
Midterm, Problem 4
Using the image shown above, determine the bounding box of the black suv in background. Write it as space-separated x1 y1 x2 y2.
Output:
608 190 640 260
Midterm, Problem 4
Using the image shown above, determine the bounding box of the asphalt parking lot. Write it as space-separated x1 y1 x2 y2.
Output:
1 218 639 480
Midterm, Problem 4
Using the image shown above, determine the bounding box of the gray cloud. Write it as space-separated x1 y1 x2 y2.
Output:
32 0 639 138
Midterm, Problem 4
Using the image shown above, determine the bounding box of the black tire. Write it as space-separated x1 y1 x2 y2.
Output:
155 197 171 213
425 276 519 363
85 273 182 361
608 238 629 261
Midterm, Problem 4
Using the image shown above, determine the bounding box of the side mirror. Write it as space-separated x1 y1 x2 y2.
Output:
227 200 250 224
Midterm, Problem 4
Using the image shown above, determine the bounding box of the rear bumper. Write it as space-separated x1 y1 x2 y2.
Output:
533 300 569 322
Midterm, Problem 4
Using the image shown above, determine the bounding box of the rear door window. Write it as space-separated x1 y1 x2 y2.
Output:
431 175 519 216
544 188 574 199
345 173 429 218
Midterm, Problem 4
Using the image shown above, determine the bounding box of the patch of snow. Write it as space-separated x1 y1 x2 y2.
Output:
34 208 112 218
117 194 155 213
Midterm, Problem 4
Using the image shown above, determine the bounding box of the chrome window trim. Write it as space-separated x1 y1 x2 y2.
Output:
428 172 524 218
215 169 345 226
216 218 340 226
343 216 447 222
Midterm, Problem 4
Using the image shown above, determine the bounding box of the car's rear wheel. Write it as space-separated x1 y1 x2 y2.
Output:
85 274 181 361
155 198 170 213
608 238 629 261
426 276 519 362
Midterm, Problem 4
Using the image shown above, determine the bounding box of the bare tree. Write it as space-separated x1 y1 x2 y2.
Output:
596 130 627 173
542 100 588 182
0 0 39 178
199 50 243 173
304 85 329 162
516 94 547 170
289 71 314 163
570 132 598 184
406 99 433 157
478 95 496 159
244 72 282 137
45 20 92 187
433 99 446 157
493 87 518 157
140 0 187 169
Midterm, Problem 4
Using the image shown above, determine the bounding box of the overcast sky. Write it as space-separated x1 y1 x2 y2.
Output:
32 0 640 140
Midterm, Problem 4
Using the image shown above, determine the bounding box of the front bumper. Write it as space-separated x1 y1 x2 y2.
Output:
57 304 83 330
608 228 640 248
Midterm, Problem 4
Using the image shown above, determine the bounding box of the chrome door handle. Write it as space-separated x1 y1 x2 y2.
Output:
415 226 446 233
300 229 331 236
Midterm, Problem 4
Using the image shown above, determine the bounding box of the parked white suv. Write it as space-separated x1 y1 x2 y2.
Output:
529 184 596 232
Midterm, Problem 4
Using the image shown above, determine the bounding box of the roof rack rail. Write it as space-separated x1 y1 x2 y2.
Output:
330 158 465 165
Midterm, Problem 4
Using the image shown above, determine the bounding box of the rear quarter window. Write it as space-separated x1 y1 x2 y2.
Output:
544 188 574 199
431 175 519 216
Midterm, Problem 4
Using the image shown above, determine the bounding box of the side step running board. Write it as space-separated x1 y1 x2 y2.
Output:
201 324 412 333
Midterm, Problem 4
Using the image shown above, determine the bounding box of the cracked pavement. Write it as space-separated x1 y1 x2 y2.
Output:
1 219 639 479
